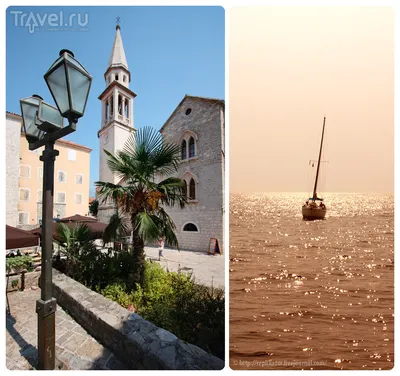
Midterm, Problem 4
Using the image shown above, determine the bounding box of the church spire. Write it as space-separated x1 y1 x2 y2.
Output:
108 24 128 70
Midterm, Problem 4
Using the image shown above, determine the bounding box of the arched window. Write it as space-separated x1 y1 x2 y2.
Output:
115 74 119 81
105 101 109 120
124 99 129 118
110 95 114 116
181 181 187 197
189 137 195 158
183 223 198 232
189 178 196 200
181 140 187 160
118 95 123 115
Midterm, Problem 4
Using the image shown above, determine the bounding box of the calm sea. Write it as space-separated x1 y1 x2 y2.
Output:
230 193 394 370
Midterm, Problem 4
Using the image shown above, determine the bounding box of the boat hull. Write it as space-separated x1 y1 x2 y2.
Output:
302 206 326 220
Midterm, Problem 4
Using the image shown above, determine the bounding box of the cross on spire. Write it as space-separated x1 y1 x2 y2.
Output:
116 17 121 29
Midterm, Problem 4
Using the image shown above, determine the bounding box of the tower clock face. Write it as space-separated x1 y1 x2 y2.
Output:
103 132 109 145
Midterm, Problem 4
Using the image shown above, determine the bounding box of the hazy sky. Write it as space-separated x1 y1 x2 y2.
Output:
230 7 393 193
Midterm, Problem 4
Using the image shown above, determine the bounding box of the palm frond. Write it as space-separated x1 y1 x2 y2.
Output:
157 207 179 248
134 211 162 243
55 223 71 246
157 177 187 208
103 212 130 244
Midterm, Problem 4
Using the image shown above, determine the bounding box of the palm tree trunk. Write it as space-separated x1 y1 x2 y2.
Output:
131 227 145 286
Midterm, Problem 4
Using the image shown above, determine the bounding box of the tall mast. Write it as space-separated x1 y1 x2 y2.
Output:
312 116 326 200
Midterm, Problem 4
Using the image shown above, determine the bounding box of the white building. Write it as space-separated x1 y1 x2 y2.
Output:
97 24 137 224
97 26 224 252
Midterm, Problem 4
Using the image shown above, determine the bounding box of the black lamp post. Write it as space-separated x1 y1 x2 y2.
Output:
20 50 91 370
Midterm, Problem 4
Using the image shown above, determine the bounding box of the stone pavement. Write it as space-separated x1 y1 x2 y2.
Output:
144 246 225 288
6 288 127 370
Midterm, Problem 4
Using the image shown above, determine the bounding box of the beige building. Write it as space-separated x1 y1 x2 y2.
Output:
7 112 92 228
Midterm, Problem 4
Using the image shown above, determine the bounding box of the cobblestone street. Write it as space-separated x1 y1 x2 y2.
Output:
6 288 127 370
144 246 225 288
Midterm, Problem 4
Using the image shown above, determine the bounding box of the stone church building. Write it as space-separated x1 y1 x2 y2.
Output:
97 25 224 253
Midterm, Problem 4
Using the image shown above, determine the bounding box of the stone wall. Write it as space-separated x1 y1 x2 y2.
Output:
160 97 225 253
6 270 40 292
52 269 224 370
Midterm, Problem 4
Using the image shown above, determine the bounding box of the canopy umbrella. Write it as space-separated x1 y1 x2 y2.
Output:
30 218 108 241
6 225 40 250
59 214 98 223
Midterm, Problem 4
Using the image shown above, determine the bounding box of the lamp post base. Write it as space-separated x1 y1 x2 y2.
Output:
36 298 57 370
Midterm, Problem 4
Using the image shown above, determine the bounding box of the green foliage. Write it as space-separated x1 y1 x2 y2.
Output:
6 255 33 272
89 199 99 216
101 283 133 309
95 126 187 285
131 261 225 359
11 279 19 288
54 250 225 359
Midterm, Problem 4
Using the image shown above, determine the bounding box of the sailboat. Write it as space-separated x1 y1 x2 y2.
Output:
302 117 327 220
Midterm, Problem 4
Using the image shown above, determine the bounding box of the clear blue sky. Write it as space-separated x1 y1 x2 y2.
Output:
6 6 225 196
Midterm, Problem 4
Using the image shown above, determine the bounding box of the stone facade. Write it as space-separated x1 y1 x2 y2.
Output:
6 113 21 227
160 96 225 253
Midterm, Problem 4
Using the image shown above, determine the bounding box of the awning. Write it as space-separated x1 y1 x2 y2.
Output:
6 225 40 250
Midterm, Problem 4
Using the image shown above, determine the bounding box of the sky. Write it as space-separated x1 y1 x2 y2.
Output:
230 6 394 193
6 6 225 196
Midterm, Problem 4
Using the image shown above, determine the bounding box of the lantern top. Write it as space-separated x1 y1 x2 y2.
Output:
59 49 74 57
45 49 90 78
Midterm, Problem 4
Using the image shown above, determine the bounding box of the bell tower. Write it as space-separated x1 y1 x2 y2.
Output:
97 24 137 224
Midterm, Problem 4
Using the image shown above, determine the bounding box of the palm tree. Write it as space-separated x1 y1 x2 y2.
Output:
95 126 187 286
54 222 92 276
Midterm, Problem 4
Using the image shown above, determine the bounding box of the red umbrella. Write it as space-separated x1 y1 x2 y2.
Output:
6 225 39 250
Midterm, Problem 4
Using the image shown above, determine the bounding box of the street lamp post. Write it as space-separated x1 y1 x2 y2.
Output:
20 50 91 370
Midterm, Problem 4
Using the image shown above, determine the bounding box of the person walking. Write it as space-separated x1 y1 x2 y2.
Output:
158 237 165 261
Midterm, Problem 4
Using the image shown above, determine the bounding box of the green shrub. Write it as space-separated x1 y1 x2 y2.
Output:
131 260 225 359
6 255 33 273
101 283 133 309
11 279 19 288
54 246 225 359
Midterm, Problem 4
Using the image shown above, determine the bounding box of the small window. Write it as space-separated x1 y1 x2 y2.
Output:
189 178 196 200
38 167 43 179
185 108 192 116
181 140 187 160
18 212 29 225
115 74 119 81
19 165 30 178
123 75 126 82
183 223 198 232
37 190 42 203
75 193 83 204
76 174 83 185
57 171 66 183
68 149 76 161
189 137 195 158
19 189 30 201
56 192 66 204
